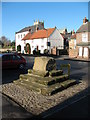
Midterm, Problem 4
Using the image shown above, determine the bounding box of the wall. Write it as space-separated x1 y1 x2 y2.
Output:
69 39 77 58
26 38 47 54
16 28 64 54
76 32 89 44
49 28 64 54
88 32 90 41
15 31 29 53
76 32 90 59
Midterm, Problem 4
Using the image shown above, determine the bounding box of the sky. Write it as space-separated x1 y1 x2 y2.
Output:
1 2 88 41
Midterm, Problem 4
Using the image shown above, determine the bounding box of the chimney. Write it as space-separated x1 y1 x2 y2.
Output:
72 29 75 35
83 17 88 24
63 28 67 34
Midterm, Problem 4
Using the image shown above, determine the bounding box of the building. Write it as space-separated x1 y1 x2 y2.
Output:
59 28 72 49
69 30 77 58
76 17 90 59
15 20 44 53
69 17 90 59
22 27 64 55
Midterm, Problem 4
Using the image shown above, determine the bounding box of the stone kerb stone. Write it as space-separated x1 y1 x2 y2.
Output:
33 57 56 72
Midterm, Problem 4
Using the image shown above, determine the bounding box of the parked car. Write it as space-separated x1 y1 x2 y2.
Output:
1 53 26 69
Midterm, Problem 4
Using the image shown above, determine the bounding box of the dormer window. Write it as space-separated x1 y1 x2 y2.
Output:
37 27 39 30
29 29 31 32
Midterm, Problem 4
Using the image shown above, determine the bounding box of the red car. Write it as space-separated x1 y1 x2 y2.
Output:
1 53 26 69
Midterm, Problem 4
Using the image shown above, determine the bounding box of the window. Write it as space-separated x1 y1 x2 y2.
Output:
18 35 20 39
29 29 31 32
12 55 21 60
21 34 22 38
47 42 50 46
2 55 11 61
82 33 88 42
37 27 39 30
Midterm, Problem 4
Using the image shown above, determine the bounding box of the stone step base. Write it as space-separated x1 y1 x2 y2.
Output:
28 69 49 77
28 69 63 77
49 70 63 77
19 74 69 86
14 79 77 96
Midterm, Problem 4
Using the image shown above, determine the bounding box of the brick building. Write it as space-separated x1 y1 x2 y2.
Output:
69 17 90 59
69 30 77 58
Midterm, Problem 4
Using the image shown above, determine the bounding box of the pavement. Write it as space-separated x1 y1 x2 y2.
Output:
64 57 90 62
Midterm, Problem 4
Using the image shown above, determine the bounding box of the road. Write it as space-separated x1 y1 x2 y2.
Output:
1 55 90 119
43 95 89 119
2 93 33 119
2 56 89 84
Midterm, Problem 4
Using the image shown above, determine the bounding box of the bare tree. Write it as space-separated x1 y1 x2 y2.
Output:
0 36 11 47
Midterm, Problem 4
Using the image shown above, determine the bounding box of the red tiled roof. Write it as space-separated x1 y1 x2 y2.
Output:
22 28 55 40
22 33 33 40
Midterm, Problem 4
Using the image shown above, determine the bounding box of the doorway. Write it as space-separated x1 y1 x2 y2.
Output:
83 47 88 58
79 47 82 57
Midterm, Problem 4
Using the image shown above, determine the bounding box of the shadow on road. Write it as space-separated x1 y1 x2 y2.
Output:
2 94 33 119
38 88 89 119
2 69 27 84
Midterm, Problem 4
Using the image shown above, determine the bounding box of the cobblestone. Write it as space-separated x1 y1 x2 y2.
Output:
1 81 88 115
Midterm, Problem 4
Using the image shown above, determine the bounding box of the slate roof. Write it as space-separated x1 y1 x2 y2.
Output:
61 33 72 39
22 28 55 40
76 22 90 33
16 23 44 34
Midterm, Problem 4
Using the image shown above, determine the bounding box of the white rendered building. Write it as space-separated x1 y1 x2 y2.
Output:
15 21 64 54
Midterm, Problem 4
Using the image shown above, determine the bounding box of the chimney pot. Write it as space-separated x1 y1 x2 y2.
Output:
83 17 88 24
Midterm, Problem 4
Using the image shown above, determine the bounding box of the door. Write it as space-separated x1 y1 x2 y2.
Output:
36 46 38 51
83 47 88 57
79 47 82 57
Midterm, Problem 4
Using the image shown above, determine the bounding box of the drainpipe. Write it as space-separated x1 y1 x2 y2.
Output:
46 29 48 50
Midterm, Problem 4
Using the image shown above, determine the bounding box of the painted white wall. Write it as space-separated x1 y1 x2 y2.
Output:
15 31 29 53
26 38 47 54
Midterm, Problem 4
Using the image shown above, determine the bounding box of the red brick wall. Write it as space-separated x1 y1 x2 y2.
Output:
51 47 57 55
69 32 90 59
76 32 90 43
76 32 90 59
69 39 77 58
88 32 90 41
